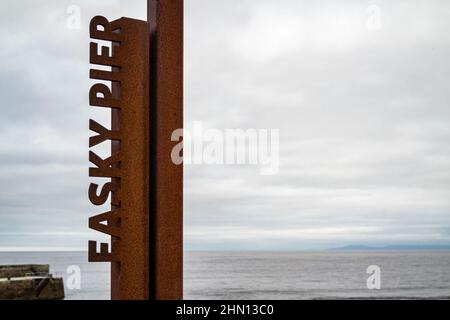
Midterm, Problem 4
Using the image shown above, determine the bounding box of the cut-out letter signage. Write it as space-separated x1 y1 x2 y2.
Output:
88 16 149 297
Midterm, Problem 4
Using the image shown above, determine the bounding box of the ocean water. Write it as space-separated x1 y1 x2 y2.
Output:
1 251 450 299
185 251 450 299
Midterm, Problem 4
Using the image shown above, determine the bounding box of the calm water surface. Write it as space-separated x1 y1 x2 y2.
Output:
1 251 449 299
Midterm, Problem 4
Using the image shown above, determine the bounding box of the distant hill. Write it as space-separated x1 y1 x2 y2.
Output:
329 244 450 251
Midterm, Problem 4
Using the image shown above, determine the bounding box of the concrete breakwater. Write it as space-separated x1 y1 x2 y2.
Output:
0 264 64 300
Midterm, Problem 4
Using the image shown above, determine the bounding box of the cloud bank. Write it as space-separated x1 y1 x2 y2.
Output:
1 0 450 250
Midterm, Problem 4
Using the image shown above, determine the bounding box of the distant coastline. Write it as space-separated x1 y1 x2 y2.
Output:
329 244 450 251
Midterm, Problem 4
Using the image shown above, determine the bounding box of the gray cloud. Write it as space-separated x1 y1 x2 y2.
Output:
1 0 450 250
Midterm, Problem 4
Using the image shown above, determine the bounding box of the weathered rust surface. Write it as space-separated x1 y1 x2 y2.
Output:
87 0 184 299
88 16 150 300
148 0 184 300
110 56 121 301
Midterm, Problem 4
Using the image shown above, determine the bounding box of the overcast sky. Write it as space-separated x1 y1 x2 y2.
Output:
1 0 450 251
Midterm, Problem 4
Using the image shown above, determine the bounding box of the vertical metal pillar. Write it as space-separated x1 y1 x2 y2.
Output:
88 0 183 300
148 0 184 300
88 17 150 300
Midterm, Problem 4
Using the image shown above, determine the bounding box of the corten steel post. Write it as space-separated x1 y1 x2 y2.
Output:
148 0 184 300
88 1 183 300
88 17 150 299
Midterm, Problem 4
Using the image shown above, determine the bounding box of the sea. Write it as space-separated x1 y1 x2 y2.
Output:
1 251 449 300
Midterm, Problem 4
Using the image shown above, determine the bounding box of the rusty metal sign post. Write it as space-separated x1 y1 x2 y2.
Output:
87 0 183 300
